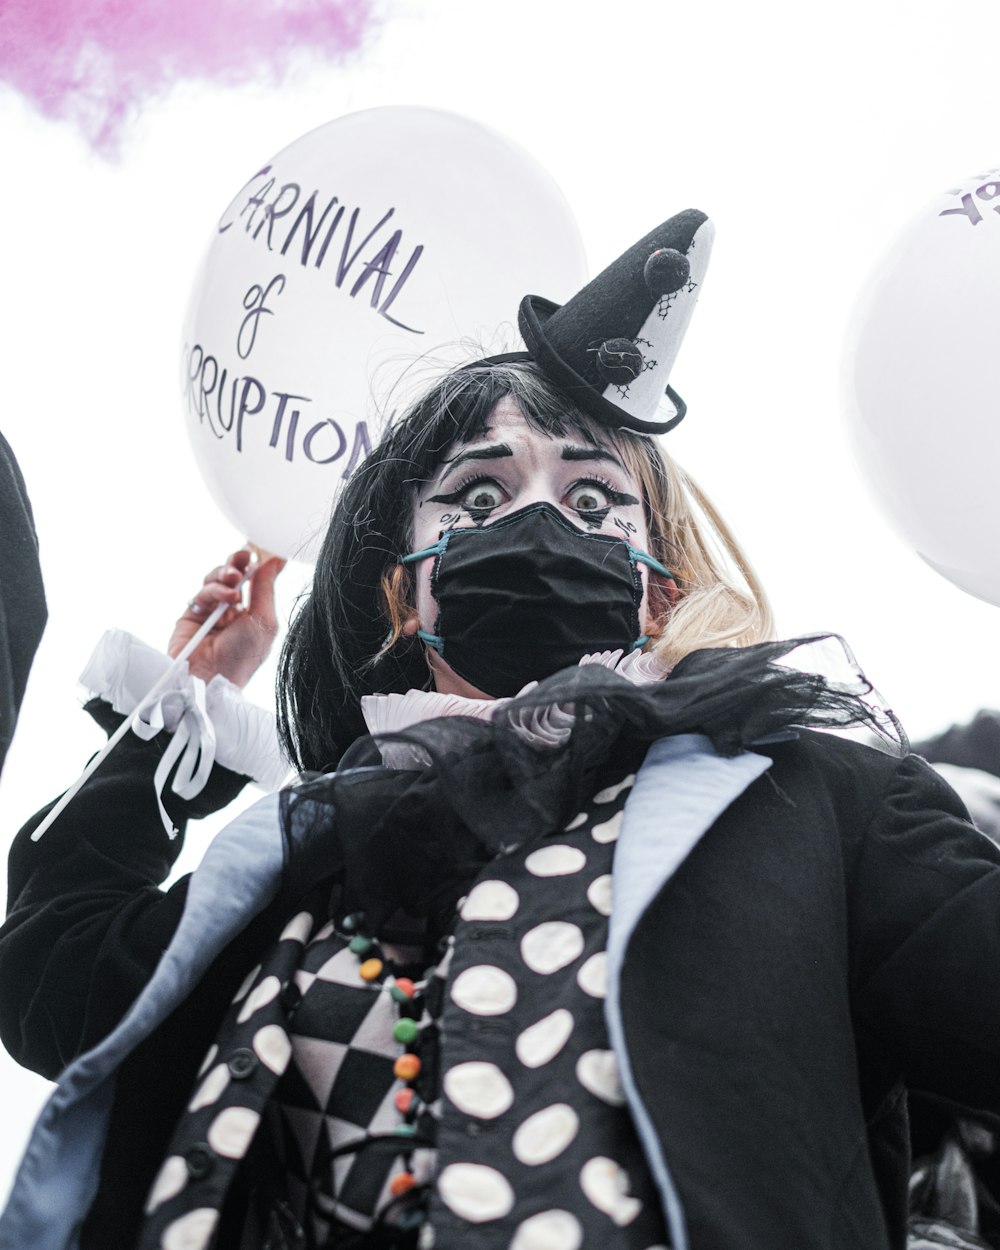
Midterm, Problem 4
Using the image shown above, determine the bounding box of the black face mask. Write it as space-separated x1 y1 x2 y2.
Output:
402 502 673 698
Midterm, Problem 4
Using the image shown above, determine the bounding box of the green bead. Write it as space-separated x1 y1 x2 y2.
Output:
349 935 374 955
393 1018 419 1044
389 985 412 1004
394 1122 417 1138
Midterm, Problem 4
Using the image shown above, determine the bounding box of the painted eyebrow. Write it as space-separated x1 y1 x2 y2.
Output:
439 443 514 481
560 444 627 471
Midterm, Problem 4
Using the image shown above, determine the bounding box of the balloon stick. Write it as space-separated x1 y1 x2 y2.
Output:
30 549 267 842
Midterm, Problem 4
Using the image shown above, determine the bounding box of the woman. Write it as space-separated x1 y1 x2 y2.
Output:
2 210 999 1250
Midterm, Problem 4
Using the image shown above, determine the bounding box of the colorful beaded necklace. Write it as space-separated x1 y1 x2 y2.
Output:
333 910 434 1242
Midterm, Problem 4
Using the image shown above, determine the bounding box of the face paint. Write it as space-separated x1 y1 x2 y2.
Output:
402 502 673 698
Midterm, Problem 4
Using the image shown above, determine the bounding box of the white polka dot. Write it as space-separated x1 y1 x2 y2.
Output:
437 1163 514 1222
524 845 587 877
162 1208 219 1250
564 811 587 830
253 1025 292 1075
592 812 623 843
577 951 607 997
576 1050 625 1105
593 774 635 804
231 964 260 1004
512 1103 580 1165
443 1062 514 1118
188 1063 230 1112
196 1044 218 1078
236 974 281 1023
515 1009 575 1068
510 1209 583 1250
144 1155 187 1214
587 874 613 916
521 922 584 975
207 1107 260 1159
580 1157 642 1226
279 911 314 944
450 965 517 1015
461 880 519 921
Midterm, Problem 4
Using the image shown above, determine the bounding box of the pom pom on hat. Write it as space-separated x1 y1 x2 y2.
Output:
643 248 690 297
596 339 644 385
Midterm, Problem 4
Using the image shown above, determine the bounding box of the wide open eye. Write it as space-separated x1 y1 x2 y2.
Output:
458 478 507 510
566 481 611 513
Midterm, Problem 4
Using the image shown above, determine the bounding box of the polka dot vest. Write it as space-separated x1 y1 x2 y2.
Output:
427 768 669 1250
136 767 670 1250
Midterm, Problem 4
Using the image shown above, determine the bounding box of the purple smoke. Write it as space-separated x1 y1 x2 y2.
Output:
0 0 383 156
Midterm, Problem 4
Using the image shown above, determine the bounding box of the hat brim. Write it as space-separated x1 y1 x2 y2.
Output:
518 295 685 435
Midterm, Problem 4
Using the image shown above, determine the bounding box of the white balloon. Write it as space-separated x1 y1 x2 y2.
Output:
844 165 1000 606
181 106 587 561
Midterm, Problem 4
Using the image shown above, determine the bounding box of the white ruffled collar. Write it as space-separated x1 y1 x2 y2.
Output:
360 648 671 760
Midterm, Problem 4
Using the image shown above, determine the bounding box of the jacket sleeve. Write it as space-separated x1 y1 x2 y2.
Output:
851 750 1000 1116
0 700 249 1080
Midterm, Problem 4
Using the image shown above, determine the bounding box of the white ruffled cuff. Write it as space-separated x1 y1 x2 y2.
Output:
80 628 290 792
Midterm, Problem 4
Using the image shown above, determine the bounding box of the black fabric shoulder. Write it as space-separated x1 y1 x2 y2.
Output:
851 749 1000 1117
914 709 1000 779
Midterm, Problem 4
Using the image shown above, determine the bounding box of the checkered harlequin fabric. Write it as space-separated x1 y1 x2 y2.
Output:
268 923 447 1243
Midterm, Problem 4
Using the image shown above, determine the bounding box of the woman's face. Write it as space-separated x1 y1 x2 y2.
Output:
406 398 653 698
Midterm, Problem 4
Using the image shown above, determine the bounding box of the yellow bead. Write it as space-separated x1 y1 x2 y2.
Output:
394 1053 421 1081
359 958 384 982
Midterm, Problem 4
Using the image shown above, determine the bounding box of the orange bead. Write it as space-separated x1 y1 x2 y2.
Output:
394 1053 421 1082
394 1088 415 1114
359 958 384 982
394 977 415 998
389 1171 416 1197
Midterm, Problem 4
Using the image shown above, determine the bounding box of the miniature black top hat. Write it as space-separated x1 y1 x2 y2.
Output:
513 208 714 435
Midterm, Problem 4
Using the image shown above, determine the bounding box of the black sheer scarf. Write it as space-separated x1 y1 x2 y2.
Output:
279 635 903 948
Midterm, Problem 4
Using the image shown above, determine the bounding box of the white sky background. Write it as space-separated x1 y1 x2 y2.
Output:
3 0 1000 1203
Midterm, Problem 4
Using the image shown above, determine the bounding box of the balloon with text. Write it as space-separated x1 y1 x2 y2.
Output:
181 106 588 561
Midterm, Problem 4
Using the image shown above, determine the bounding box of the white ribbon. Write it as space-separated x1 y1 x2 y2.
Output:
130 677 217 839
32 600 231 843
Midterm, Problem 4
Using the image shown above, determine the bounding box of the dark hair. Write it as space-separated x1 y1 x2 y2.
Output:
277 360 673 772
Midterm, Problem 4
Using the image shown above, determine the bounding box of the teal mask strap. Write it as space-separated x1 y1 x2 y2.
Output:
417 629 445 654
627 546 675 580
401 538 447 566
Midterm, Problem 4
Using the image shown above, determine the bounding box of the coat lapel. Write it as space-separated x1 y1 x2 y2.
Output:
605 733 771 1250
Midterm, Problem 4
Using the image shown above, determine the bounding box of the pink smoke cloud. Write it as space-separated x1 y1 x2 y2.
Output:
0 0 384 156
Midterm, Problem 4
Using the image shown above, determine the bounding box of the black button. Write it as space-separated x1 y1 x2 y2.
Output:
228 1048 258 1080
185 1143 214 1180
280 981 302 1012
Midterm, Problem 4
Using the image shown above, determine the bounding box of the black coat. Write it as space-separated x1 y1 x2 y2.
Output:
0 430 45 777
2 706 1000 1249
